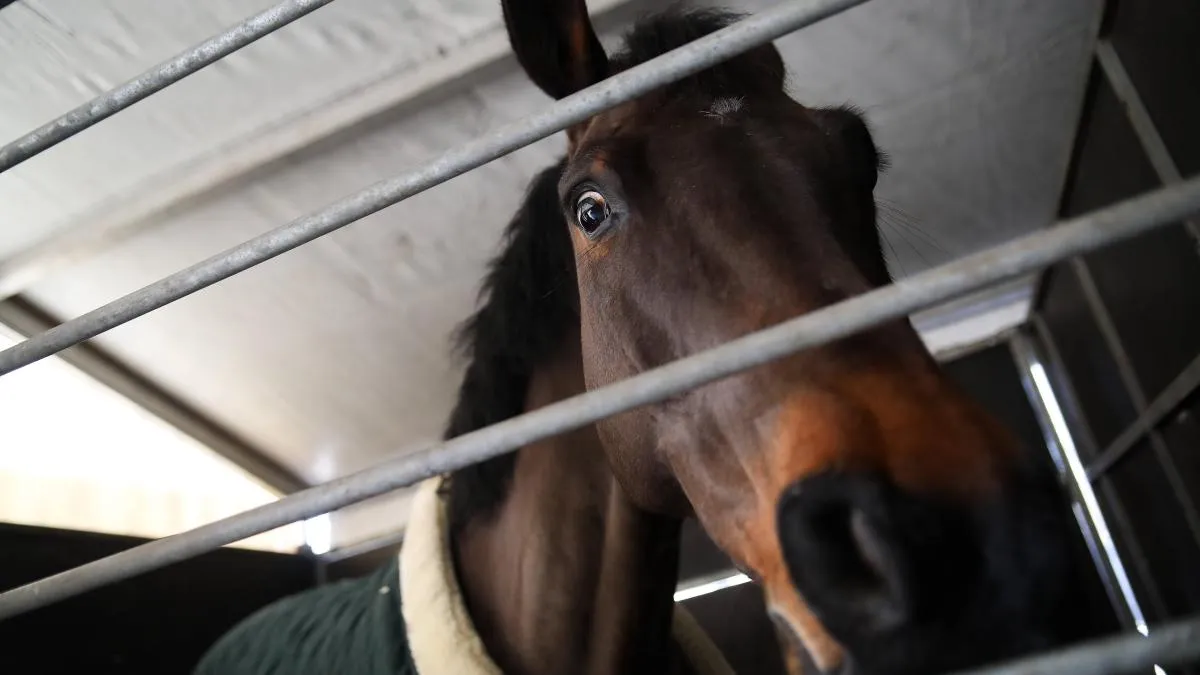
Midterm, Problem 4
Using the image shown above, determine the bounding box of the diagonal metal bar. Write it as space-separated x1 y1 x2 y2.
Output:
0 0 336 175
0 0 873 377
947 616 1200 675
1095 40 1200 247
0 177 1198 620
1089 351 1200 480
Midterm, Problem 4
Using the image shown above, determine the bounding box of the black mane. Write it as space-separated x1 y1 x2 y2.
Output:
444 159 576 531
608 8 785 101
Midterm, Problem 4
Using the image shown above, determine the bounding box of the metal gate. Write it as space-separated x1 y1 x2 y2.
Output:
1 0 1198 672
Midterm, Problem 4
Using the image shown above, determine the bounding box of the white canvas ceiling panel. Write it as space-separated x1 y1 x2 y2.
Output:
749 0 1101 274
0 0 499 257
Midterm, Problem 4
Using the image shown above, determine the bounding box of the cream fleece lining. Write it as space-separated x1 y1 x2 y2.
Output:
399 477 737 675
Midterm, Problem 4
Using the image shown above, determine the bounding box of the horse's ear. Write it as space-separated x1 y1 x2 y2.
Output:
501 0 609 99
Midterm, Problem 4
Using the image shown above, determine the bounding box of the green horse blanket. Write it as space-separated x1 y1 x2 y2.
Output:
194 478 735 675
194 554 413 675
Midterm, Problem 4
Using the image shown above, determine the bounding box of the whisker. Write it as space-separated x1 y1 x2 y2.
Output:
899 225 933 268
879 225 906 277
884 216 933 269
881 223 923 272
876 202 935 270
877 200 947 254
895 219 946 254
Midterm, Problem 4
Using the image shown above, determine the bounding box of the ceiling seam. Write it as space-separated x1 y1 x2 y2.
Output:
0 294 310 495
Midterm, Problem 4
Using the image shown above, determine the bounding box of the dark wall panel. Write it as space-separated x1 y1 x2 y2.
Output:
1108 0 1200 177
1059 67 1162 218
0 522 315 675
1039 265 1138 451
1035 0 1200 630
682 584 786 675
1161 394 1200 533
1060 71 1200 402
1106 443 1200 620
678 519 736 581
1086 221 1200 400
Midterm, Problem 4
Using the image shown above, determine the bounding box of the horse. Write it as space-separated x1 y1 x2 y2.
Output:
195 3 1090 674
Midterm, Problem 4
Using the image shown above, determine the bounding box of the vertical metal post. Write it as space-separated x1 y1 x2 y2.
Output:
1031 314 1170 621
1010 328 1151 634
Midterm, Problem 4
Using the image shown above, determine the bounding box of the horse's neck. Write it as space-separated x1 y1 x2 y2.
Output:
452 341 686 675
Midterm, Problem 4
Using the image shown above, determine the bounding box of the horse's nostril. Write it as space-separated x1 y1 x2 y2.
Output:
776 473 910 634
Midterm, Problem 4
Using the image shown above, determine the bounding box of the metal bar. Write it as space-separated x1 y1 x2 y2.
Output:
947 616 1200 675
673 570 752 602
1095 40 1200 247
317 528 406 565
0 0 336 175
0 0 873 378
0 296 309 495
1071 259 1200 549
1 178 1199 620
1009 329 1148 634
1030 313 1169 624
1090 351 1200 480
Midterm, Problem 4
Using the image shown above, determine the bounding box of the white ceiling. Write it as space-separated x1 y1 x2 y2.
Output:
0 0 496 257
0 327 306 553
0 0 1102 547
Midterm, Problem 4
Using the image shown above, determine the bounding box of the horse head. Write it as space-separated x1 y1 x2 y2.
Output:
500 2 1077 673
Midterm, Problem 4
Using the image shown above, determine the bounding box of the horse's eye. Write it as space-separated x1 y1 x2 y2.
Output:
574 191 610 237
